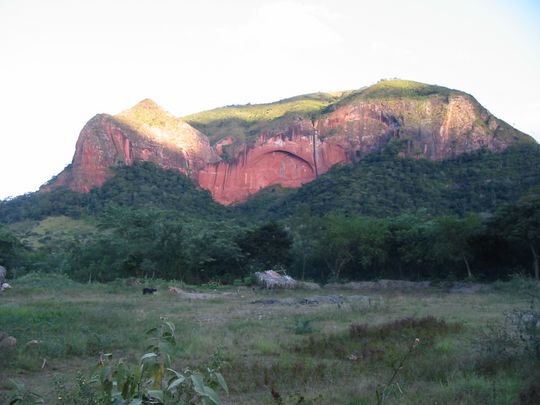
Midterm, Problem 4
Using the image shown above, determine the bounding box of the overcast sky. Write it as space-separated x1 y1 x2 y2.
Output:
1 0 539 199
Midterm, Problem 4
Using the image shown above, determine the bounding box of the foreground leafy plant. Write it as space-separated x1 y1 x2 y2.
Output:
8 318 229 405
91 318 228 405
6 379 44 404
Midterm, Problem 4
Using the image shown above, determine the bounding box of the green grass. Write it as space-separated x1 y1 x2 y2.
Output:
358 79 454 99
0 274 538 404
8 215 97 249
184 93 342 144
185 93 340 126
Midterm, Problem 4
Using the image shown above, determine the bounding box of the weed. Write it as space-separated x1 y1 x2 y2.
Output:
375 338 420 404
290 319 315 335
21 319 229 405
350 316 456 341
53 373 99 405
5 379 44 404
95 319 227 404
475 296 540 372
269 380 324 405
517 381 540 405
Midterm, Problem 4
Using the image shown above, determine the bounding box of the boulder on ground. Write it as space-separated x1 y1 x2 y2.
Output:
0 282 11 293
255 270 297 289
0 332 17 348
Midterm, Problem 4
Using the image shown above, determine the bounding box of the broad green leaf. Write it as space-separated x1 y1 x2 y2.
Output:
166 368 183 378
167 376 185 391
203 386 221 405
112 397 125 405
146 389 164 401
191 373 205 395
214 372 228 394
164 321 176 333
140 352 158 362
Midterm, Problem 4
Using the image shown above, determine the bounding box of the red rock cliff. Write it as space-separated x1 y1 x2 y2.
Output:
197 116 348 204
41 100 217 193
42 81 535 204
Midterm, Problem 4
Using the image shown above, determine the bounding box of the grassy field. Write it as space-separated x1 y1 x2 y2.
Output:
1 274 539 404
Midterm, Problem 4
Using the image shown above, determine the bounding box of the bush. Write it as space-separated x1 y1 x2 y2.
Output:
475 297 540 373
7 319 229 405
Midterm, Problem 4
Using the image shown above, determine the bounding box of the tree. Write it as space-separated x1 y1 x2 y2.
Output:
429 214 483 278
238 222 293 272
490 189 540 279
388 212 433 279
353 217 391 278
289 206 319 280
0 225 27 272
184 222 244 283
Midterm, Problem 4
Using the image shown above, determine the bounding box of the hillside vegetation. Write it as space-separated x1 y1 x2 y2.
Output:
1 143 540 283
238 144 540 219
185 92 342 144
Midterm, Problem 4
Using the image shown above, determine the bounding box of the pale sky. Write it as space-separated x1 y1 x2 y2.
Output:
1 0 539 199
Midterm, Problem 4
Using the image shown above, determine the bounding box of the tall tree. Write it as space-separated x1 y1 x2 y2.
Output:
491 189 540 279
0 225 25 270
429 214 483 278
238 222 293 272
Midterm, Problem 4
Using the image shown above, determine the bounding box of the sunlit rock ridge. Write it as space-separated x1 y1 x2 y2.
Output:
42 80 536 205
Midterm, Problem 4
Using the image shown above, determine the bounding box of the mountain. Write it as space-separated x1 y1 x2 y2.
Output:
41 80 535 204
40 99 218 194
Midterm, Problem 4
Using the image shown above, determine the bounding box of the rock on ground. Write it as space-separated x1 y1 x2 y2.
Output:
0 331 17 348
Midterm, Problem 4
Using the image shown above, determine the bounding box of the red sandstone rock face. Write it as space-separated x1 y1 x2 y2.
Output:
41 114 212 193
197 122 348 204
42 91 533 205
315 94 512 161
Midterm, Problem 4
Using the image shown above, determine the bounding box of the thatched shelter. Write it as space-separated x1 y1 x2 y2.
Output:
255 270 297 289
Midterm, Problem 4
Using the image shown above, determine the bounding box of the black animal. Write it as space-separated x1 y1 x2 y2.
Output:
143 287 157 295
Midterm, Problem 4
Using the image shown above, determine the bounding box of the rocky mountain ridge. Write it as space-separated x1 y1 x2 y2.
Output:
42 80 535 204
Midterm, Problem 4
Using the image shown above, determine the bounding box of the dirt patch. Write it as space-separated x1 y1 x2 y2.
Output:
251 294 374 306
168 286 233 300
325 279 431 290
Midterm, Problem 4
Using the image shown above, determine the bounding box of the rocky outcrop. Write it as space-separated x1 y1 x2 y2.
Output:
42 80 535 204
41 100 218 193
316 94 518 161
198 116 348 204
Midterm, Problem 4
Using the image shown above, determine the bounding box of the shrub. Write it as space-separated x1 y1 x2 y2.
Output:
476 297 540 370
8 319 228 405
290 319 314 335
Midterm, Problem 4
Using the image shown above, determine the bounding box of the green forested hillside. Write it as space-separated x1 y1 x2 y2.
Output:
1 144 540 283
0 162 227 223
236 144 540 220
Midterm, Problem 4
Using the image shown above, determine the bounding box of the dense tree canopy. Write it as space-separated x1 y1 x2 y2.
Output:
1 146 540 284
